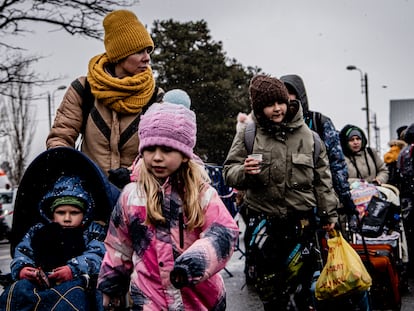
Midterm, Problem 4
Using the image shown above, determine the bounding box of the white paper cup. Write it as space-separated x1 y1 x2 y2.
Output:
248 154 263 173
248 154 263 161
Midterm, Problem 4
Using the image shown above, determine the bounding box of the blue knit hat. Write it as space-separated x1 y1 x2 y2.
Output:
163 89 191 109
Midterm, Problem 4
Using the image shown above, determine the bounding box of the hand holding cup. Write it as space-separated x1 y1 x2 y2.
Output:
246 154 263 174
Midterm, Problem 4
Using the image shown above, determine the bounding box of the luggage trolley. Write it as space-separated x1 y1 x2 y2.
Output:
348 181 405 311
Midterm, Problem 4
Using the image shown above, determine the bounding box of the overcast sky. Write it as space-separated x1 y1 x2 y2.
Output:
18 0 414 162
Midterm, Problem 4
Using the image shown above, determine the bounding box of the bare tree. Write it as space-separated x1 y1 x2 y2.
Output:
0 52 52 96
0 0 139 41
0 0 139 87
0 56 37 185
0 0 139 183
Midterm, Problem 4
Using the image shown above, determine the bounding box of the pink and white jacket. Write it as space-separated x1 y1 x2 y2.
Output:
98 179 239 310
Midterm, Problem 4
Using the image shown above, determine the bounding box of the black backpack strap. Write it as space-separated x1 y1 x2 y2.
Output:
71 78 110 139
311 111 327 140
310 111 319 134
70 78 95 134
71 78 85 97
118 86 161 149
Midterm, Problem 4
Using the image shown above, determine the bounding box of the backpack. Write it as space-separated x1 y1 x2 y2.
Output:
305 111 327 140
244 121 322 167
70 78 161 144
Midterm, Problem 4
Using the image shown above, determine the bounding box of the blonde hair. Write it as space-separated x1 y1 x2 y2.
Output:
138 159 210 231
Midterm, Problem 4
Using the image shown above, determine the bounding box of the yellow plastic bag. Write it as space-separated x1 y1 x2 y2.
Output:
315 231 372 300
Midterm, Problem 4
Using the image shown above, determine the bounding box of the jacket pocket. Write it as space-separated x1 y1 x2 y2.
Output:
291 153 314 190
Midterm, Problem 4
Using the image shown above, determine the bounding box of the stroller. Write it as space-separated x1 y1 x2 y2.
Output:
0 147 120 310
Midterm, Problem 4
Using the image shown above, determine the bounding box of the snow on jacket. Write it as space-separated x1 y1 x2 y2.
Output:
98 180 239 310
223 103 338 223
10 176 106 281
46 76 163 175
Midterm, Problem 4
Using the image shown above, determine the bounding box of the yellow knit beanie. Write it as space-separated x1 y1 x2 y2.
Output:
103 10 154 63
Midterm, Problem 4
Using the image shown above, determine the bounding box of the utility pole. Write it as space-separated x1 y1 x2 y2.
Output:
346 66 371 146
47 85 67 129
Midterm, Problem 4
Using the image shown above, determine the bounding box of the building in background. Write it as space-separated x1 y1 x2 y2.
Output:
390 99 414 140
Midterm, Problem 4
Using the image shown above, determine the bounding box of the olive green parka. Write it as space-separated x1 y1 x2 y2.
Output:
223 103 338 224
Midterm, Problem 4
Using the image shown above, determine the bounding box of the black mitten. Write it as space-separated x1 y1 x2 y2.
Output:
170 266 189 289
108 167 131 189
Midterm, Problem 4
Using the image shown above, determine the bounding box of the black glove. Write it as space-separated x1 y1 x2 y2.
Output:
340 193 357 216
170 266 189 289
108 167 131 189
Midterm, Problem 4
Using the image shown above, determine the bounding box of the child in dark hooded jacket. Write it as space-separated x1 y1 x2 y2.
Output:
0 175 106 311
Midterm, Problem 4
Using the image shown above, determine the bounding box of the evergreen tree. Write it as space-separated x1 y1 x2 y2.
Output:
151 19 260 164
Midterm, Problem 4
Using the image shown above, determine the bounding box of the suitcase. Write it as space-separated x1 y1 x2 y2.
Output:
352 243 401 311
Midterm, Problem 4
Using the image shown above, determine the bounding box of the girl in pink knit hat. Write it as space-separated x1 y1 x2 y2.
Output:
98 101 239 310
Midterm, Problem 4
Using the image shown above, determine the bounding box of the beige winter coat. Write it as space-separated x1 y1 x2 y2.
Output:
46 76 162 175
345 148 389 185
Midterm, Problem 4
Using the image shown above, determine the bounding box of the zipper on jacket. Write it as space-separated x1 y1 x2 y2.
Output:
179 207 184 248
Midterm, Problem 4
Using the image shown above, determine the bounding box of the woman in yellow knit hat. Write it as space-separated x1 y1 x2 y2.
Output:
46 10 163 188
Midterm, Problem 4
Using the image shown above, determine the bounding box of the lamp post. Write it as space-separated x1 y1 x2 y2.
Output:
346 65 370 146
47 85 67 129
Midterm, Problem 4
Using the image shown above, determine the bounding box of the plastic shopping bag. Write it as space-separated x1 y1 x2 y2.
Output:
315 231 372 300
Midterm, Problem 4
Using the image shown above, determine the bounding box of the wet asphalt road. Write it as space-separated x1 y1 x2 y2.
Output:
1 220 414 310
221 219 414 311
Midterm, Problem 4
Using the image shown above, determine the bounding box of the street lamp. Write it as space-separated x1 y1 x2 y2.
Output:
346 65 370 146
48 85 67 129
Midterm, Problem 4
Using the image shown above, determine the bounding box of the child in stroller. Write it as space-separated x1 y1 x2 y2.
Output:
0 147 119 311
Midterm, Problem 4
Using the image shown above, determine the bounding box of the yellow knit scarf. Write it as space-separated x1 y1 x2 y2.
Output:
87 53 155 114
